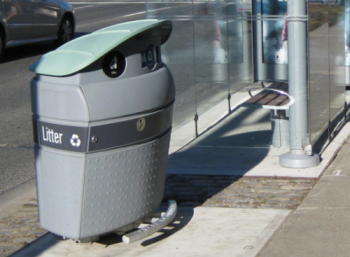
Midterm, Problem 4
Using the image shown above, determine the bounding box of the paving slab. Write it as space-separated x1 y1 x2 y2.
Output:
299 176 350 208
257 208 350 257
323 139 350 176
12 207 290 257
257 123 350 257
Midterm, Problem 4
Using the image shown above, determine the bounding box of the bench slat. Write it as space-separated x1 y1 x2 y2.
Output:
242 82 290 109
268 96 289 106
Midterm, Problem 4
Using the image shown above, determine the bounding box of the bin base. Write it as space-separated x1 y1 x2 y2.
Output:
122 200 177 244
73 200 177 244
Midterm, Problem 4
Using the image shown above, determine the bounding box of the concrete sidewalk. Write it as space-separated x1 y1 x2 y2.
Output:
3 95 350 257
258 136 350 257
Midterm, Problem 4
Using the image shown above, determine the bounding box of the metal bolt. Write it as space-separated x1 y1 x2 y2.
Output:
91 136 98 143
137 118 146 131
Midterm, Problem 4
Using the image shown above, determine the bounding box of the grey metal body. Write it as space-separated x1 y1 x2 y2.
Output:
31 22 175 240
35 130 171 239
279 0 319 168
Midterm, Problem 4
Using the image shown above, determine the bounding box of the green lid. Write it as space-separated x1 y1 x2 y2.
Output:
29 19 172 76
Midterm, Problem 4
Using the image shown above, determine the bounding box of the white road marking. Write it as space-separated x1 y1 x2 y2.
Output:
73 3 171 18
121 7 171 17
122 11 146 17
70 2 145 4
74 5 94 9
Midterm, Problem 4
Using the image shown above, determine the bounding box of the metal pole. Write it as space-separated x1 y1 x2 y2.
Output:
279 0 320 168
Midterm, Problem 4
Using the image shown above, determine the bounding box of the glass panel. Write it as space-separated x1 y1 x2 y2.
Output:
252 0 288 82
261 0 288 64
346 0 350 87
147 0 346 148
194 18 229 115
329 3 345 131
308 1 345 144
309 3 331 143
146 0 254 128
228 0 253 93
161 21 196 129
346 0 350 66
146 0 193 19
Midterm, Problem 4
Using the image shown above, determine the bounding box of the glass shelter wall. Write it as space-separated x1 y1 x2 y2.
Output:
308 0 346 143
147 0 347 148
146 0 254 129
252 0 288 82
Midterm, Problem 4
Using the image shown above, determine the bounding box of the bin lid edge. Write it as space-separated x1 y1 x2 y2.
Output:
29 19 172 77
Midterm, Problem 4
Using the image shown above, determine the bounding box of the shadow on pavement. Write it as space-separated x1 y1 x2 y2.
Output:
11 209 195 256
140 208 194 247
165 107 272 205
95 208 194 247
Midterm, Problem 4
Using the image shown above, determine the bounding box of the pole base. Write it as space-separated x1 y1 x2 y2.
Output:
279 152 320 168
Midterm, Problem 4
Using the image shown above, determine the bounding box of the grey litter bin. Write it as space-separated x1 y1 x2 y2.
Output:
30 20 175 241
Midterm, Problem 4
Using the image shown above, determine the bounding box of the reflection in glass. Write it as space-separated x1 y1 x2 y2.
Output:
261 0 287 64
252 0 287 82
228 1 253 92
309 1 346 144
194 18 229 116
309 2 331 143
146 0 347 148
345 0 350 66
146 0 253 130
161 21 196 129
329 1 346 135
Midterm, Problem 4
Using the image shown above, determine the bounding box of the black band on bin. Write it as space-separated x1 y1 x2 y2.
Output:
89 105 173 152
34 104 173 153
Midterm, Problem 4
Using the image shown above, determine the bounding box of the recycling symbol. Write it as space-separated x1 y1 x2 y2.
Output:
70 134 81 147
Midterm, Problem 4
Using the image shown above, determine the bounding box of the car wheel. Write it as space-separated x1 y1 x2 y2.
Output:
55 17 74 46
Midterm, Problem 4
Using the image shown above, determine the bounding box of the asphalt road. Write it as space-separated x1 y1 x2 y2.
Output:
0 0 147 195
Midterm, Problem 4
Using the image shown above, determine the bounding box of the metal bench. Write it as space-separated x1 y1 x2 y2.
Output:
242 82 293 110
241 82 294 147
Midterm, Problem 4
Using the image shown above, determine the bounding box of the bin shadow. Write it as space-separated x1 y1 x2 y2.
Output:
11 208 194 256
95 207 194 247
140 207 194 247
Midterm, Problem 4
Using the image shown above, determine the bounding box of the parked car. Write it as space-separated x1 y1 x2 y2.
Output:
0 0 75 61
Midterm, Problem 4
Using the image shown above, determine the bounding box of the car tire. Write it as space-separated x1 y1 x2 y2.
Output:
54 16 74 46
0 31 4 62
